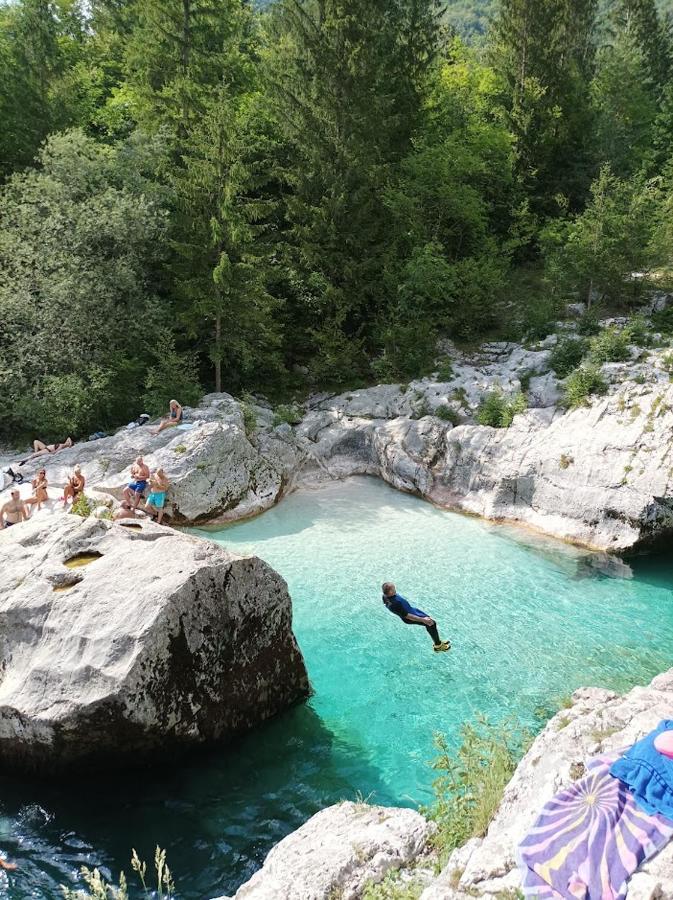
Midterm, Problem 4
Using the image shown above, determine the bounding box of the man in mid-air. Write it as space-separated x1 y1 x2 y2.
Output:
381 582 451 653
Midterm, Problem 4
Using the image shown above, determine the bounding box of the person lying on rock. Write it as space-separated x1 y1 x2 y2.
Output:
151 399 182 435
144 468 170 524
1 490 28 528
19 436 72 465
381 582 451 653
62 465 85 506
24 469 48 514
123 457 150 509
113 501 146 521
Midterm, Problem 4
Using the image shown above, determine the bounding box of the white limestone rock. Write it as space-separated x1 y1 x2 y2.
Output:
421 669 673 900
220 801 434 900
0 515 309 772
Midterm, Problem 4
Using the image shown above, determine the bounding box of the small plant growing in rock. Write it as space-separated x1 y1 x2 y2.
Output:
577 306 601 336
549 337 587 377
240 403 257 437
563 366 608 408
424 715 527 865
661 352 673 379
435 359 454 382
273 404 303 427
451 386 468 405
559 454 574 470
477 391 526 428
173 445 187 455
70 494 94 518
411 400 432 420
435 406 459 425
624 315 650 346
589 327 630 363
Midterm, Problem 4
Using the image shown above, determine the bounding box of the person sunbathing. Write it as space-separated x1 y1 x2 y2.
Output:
151 400 183 435
24 469 48 514
1 490 28 528
123 457 150 509
20 437 72 465
145 468 170 524
62 466 85 506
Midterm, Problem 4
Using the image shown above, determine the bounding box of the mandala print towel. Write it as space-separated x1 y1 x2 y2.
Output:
517 753 673 899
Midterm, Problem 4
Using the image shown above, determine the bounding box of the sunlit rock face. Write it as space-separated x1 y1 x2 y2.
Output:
0 515 309 773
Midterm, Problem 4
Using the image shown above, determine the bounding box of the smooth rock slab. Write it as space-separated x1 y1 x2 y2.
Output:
0 515 309 772
219 801 433 900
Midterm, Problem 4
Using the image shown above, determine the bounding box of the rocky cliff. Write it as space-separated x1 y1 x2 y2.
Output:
5 312 673 553
0 515 309 772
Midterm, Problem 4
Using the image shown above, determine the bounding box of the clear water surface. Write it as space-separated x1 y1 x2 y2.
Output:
2 477 673 899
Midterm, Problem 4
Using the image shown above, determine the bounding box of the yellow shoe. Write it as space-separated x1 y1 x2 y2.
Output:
433 641 451 652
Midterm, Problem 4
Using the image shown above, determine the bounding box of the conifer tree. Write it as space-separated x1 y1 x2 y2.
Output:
490 0 598 217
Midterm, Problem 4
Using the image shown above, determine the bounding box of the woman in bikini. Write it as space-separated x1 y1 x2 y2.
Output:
151 400 183 435
20 437 72 465
62 465 85 506
24 469 49 514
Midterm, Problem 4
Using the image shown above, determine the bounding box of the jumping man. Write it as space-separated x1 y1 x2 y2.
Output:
381 582 451 653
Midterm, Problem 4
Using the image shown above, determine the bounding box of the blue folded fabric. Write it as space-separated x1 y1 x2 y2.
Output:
610 720 673 819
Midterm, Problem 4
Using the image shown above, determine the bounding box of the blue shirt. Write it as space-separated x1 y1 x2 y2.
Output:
382 594 428 620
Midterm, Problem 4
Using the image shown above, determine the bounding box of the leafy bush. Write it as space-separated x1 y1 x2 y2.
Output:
577 306 602 336
651 305 673 335
435 359 454 382
70 494 94 518
589 327 631 363
362 870 424 900
435 405 460 425
273 404 303 427
549 337 587 377
240 402 257 437
423 715 526 864
563 366 608 408
624 315 650 346
477 391 527 428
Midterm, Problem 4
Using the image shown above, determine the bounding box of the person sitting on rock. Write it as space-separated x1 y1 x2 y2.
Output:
113 501 145 521
144 468 170 525
0 490 28 528
62 465 85 506
19 436 72 465
381 582 451 653
123 457 150 509
24 469 48 514
151 400 182 435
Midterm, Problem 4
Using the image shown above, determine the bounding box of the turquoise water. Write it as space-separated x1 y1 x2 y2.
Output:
2 476 673 899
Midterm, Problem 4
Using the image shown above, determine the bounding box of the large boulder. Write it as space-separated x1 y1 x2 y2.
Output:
0 515 309 773
219 801 434 900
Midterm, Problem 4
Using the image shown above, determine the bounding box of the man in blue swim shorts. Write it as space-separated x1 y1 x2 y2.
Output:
382 582 451 652
123 456 150 509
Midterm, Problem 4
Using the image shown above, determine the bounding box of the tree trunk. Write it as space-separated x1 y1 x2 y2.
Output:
214 313 222 393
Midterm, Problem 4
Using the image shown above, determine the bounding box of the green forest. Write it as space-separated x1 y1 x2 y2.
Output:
2 0 673 442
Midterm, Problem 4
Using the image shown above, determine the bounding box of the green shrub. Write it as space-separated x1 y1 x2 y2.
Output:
651 305 673 335
624 315 650 346
423 716 526 865
549 337 587 377
362 870 425 900
435 359 454 382
70 494 94 518
518 369 533 392
273 404 303 427
241 403 257 437
563 366 608 408
577 306 602 336
435 405 460 425
589 327 630 363
477 391 527 428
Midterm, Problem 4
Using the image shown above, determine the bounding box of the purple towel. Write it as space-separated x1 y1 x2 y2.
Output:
517 753 673 899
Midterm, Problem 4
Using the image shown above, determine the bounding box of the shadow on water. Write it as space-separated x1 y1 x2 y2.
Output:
0 704 396 900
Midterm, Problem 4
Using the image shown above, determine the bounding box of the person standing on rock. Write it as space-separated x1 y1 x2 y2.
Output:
145 468 170 524
123 457 150 509
0 490 28 528
381 582 451 652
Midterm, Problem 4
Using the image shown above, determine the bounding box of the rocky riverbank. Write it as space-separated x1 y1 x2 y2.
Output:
5 307 673 553
222 669 673 900
0 515 309 772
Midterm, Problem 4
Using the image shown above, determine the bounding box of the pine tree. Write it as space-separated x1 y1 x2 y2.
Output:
490 0 599 217
612 0 671 91
261 0 444 379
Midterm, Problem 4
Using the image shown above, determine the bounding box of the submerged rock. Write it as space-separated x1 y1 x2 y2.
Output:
219 801 434 900
0 515 309 773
